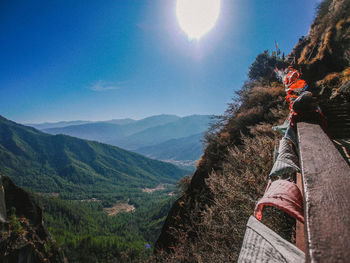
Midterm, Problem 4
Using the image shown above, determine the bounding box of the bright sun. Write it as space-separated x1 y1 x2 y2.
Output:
176 0 221 40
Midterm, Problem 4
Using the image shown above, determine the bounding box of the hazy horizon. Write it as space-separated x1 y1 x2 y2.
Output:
21 113 213 125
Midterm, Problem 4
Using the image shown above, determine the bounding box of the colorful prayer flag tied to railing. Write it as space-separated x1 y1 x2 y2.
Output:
254 179 304 223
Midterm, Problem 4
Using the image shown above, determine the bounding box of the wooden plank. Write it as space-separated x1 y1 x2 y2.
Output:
296 173 306 253
298 122 350 263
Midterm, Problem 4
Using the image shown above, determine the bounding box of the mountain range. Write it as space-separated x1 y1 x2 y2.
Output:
30 114 211 167
0 114 190 261
27 118 137 130
135 133 204 167
0 115 187 201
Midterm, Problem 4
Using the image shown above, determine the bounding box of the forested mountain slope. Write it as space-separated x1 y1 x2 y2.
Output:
41 114 211 167
155 0 350 261
0 115 187 200
0 114 190 262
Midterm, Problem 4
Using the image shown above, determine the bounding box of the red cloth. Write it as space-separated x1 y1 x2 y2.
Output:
283 68 300 87
286 79 308 109
255 180 304 223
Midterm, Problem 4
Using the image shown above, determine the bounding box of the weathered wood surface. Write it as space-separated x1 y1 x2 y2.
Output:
296 173 306 253
298 122 350 263
332 139 350 166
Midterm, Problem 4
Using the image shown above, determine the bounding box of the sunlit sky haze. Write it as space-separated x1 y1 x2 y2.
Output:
0 0 321 123
176 0 221 40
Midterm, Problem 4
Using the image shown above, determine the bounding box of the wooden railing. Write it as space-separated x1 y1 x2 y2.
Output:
297 122 350 262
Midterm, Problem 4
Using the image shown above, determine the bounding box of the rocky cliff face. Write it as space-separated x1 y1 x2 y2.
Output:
295 0 349 82
292 0 350 138
0 175 65 263
290 0 350 96
155 0 350 261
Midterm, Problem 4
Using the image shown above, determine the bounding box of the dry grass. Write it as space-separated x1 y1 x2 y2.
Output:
315 67 350 98
297 0 350 78
343 67 350 81
153 125 294 262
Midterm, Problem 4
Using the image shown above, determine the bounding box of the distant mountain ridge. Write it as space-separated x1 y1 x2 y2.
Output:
0 115 187 200
135 133 204 166
42 114 181 141
36 114 211 166
27 118 137 130
111 115 210 149
28 120 92 130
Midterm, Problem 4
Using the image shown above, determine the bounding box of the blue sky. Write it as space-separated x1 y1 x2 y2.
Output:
0 0 321 123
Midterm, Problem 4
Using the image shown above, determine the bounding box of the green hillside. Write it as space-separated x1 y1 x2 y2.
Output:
40 114 211 166
32 189 177 262
0 115 187 201
0 114 188 261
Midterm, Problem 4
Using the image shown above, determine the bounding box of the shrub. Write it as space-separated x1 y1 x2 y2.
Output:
154 125 295 262
315 0 332 21
248 51 288 81
9 214 24 235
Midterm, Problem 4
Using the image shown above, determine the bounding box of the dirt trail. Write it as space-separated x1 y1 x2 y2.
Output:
104 202 135 216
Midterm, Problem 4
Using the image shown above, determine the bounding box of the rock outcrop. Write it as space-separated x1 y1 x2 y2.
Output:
0 175 66 263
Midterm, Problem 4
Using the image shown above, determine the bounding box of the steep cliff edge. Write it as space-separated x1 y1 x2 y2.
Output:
155 0 350 261
0 175 65 263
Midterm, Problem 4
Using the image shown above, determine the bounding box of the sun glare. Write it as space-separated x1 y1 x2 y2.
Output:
176 0 221 40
